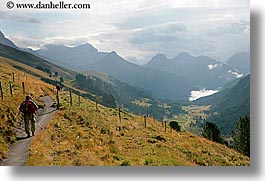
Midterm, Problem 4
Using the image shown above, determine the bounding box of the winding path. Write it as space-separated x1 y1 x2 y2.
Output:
0 96 57 166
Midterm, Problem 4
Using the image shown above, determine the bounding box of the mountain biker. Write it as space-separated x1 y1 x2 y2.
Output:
19 95 38 138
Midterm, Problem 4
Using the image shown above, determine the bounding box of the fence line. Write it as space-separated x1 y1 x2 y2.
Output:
0 81 3 100
0 71 178 135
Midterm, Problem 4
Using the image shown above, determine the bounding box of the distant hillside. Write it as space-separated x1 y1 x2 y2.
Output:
145 52 244 89
90 51 193 100
36 44 107 70
195 75 250 135
77 71 184 120
0 43 77 80
0 43 183 120
0 31 18 49
227 51 250 74
194 77 242 106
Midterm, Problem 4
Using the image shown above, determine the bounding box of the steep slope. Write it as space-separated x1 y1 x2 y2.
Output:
0 44 183 121
227 51 250 74
0 31 18 49
36 43 107 70
145 52 243 89
195 75 250 135
0 54 250 166
90 51 193 100
0 43 77 79
76 71 184 120
25 89 250 166
194 77 242 106
0 60 54 160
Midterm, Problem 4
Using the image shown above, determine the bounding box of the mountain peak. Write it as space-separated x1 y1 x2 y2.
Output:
177 52 193 58
0 30 17 48
110 51 118 55
77 43 94 49
0 31 5 38
43 44 67 48
152 54 167 60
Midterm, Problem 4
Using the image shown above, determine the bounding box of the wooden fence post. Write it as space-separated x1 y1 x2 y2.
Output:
70 91 72 106
144 115 147 127
78 95 81 106
22 82 25 95
9 82 13 97
56 89 60 110
0 81 3 100
12 72 15 82
164 121 167 132
118 108 121 122
96 101 98 111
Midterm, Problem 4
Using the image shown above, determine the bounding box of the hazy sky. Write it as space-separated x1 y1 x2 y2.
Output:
0 0 250 64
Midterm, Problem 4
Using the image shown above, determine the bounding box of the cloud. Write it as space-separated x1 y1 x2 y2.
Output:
0 11 41 24
8 34 90 50
129 21 214 59
208 64 222 70
0 0 250 64
228 70 244 78
189 89 218 101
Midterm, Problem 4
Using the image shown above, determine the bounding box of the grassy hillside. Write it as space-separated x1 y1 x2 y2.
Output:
0 43 76 80
0 58 54 160
26 90 249 166
0 57 250 166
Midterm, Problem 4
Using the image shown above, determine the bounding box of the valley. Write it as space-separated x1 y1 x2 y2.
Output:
0 29 250 166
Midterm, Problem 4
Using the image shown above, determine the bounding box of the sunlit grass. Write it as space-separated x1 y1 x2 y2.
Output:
27 90 250 166
0 59 54 160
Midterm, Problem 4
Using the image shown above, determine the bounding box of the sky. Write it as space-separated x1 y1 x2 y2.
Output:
0 0 250 65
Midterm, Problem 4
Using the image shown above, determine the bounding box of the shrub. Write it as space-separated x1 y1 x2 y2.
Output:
169 121 181 131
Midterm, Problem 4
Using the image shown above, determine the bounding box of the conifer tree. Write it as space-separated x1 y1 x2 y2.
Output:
233 116 250 157
202 122 223 144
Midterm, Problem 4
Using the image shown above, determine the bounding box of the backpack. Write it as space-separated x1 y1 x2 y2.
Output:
21 101 35 114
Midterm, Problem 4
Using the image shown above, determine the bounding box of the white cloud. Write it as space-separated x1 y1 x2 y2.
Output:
0 0 250 64
228 70 244 78
208 64 222 70
189 89 219 101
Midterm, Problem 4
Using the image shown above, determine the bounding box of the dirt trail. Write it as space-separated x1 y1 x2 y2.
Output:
0 96 57 166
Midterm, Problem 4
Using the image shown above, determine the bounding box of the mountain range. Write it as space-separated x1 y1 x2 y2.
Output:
0 30 250 135
0 30 250 101
145 52 245 89
0 40 184 121
36 44 108 70
89 51 193 100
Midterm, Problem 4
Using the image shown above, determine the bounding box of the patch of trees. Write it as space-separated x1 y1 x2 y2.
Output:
74 74 116 108
233 116 250 157
202 115 250 157
204 100 249 136
36 66 52 76
202 122 224 144
40 77 63 87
